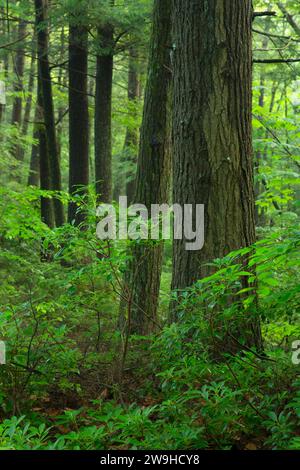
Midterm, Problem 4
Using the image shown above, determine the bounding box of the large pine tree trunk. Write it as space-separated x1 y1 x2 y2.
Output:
171 0 261 349
120 0 171 335
94 25 114 203
35 0 65 227
68 24 89 225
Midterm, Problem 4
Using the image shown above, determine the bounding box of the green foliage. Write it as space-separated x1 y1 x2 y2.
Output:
0 0 299 452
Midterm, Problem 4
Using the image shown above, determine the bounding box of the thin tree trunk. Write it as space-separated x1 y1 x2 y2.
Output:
68 23 89 225
124 47 141 205
171 0 262 350
16 54 35 162
11 19 26 129
35 0 65 227
94 24 114 203
27 104 40 187
120 0 171 335
57 27 65 163
37 76 54 228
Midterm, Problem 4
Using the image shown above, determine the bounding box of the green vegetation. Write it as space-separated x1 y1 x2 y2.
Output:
0 0 299 452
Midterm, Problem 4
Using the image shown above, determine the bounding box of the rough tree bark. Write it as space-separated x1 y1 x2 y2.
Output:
35 0 65 227
120 0 171 335
68 23 89 225
94 24 114 203
170 0 262 350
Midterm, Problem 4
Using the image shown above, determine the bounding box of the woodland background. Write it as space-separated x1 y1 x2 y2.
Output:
0 0 299 451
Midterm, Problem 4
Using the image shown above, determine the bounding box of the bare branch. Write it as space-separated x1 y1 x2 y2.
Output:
253 11 277 18
254 58 300 64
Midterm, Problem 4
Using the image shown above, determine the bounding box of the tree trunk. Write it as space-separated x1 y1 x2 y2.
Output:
56 27 66 164
27 104 40 187
37 76 54 228
11 20 26 129
120 0 171 335
170 0 261 350
124 47 141 205
94 25 114 203
35 0 65 227
16 54 35 162
68 24 89 225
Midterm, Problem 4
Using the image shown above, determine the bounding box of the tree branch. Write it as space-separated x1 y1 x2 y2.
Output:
254 58 300 64
253 11 276 19
0 33 30 49
278 3 300 36
253 27 300 43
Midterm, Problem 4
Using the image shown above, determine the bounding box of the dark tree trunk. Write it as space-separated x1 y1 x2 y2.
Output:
170 0 262 350
68 24 89 225
94 25 114 203
124 47 141 205
56 27 66 163
35 0 65 227
37 76 54 228
27 104 40 187
120 0 171 335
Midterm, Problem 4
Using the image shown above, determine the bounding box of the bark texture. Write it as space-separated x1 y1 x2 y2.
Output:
68 24 89 225
37 76 54 228
35 0 65 227
120 0 171 335
171 0 261 349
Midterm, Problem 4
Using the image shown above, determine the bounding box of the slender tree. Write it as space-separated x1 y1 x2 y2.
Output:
37 76 54 228
35 0 65 227
124 47 141 205
27 104 40 187
68 22 89 225
170 0 262 349
11 19 26 130
94 23 114 203
16 54 35 162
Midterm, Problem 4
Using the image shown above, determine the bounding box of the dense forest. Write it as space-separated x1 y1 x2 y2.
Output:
0 0 299 456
